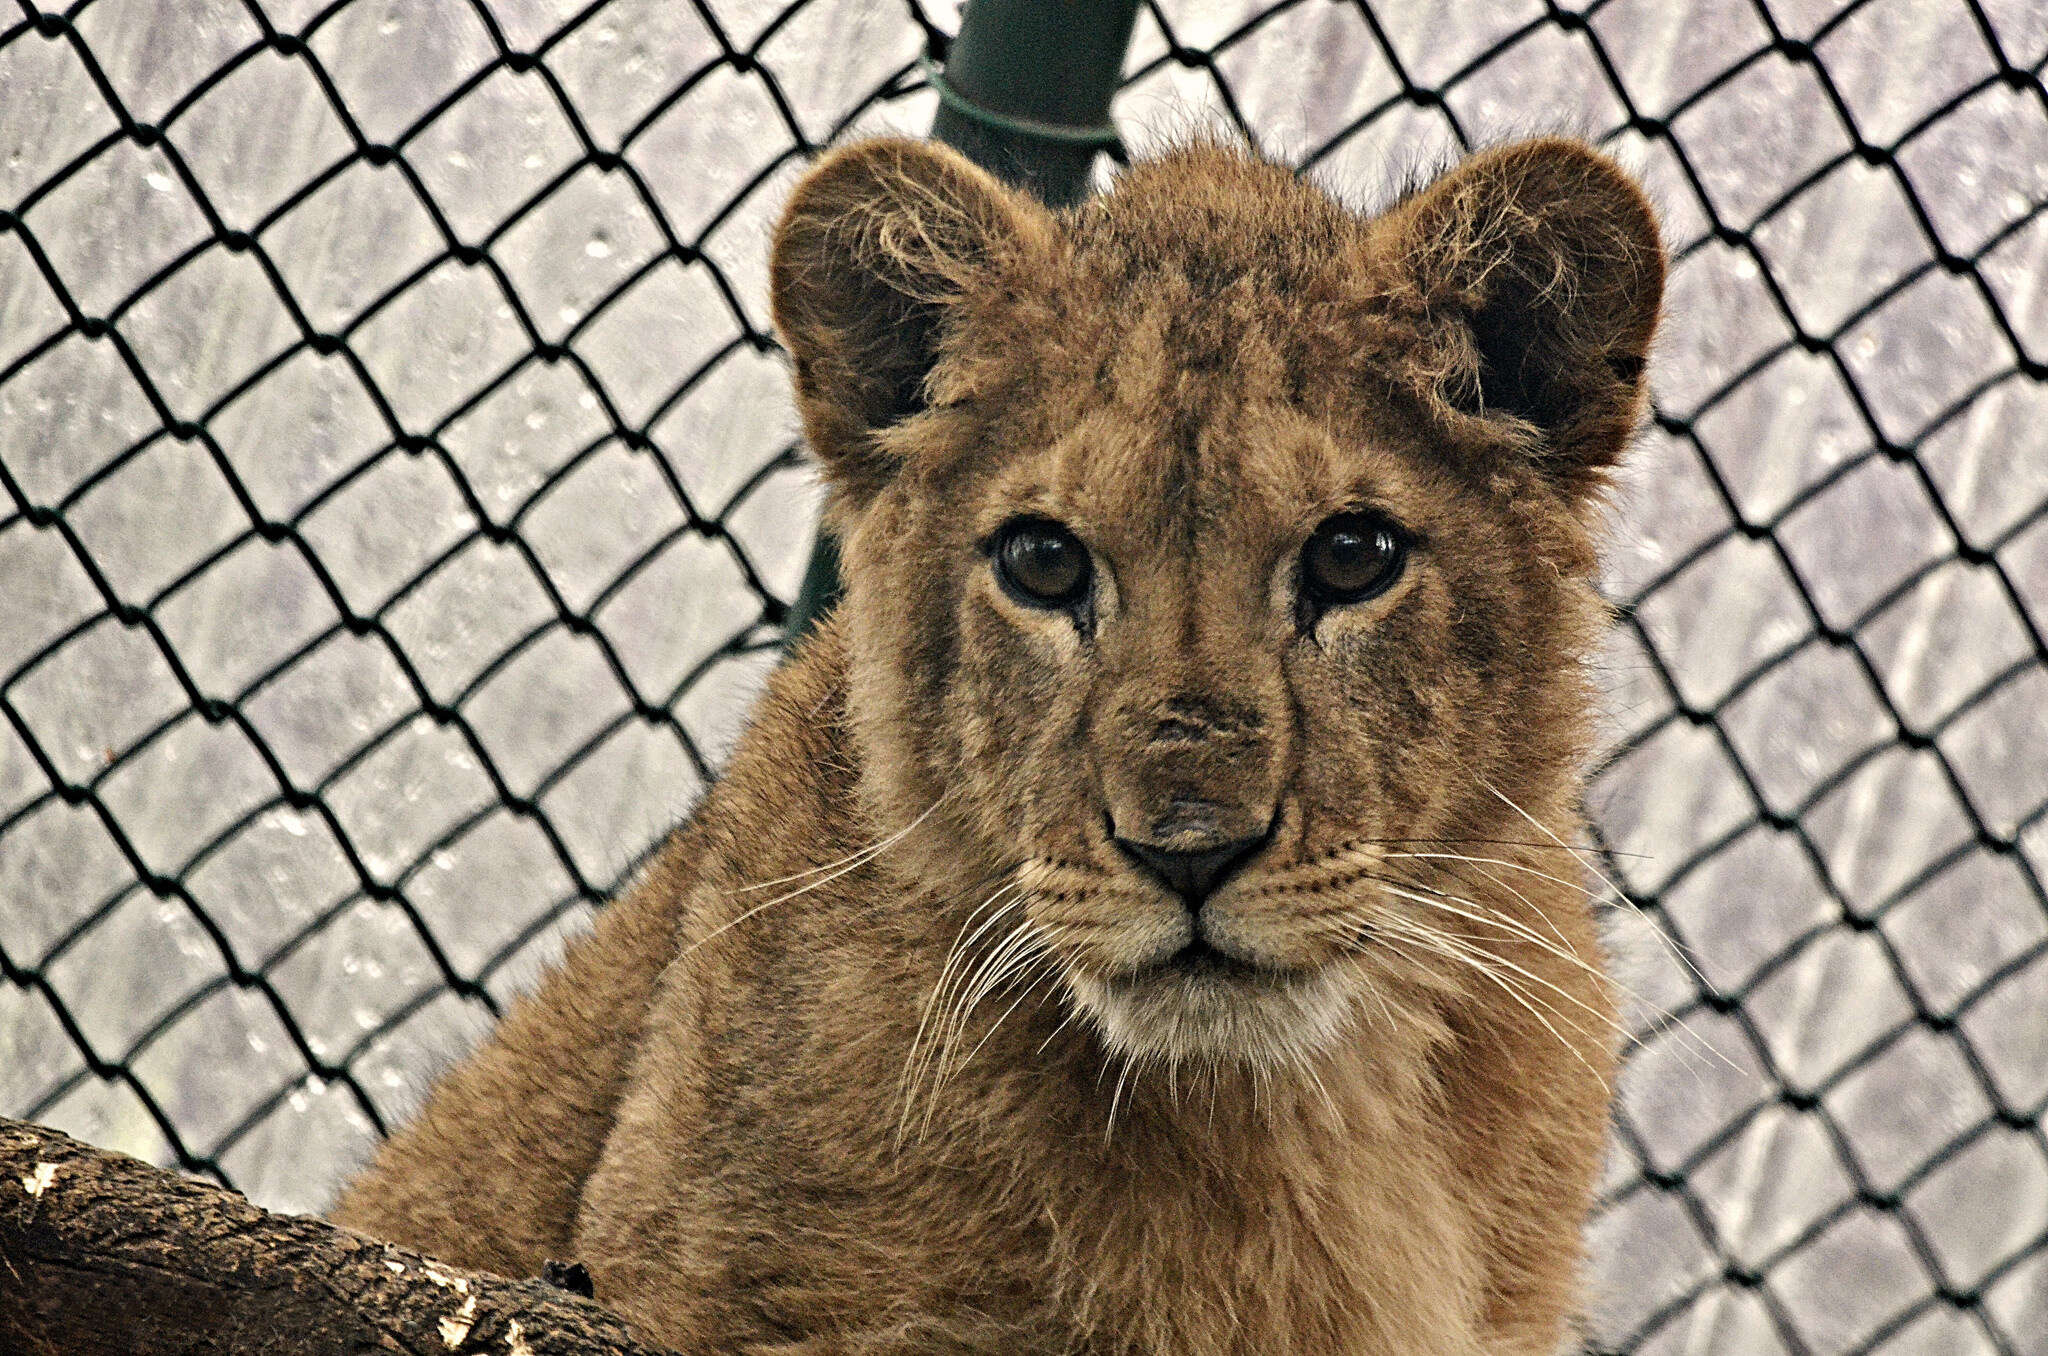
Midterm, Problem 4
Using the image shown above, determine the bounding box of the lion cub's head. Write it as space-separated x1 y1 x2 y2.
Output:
770 137 1662 1072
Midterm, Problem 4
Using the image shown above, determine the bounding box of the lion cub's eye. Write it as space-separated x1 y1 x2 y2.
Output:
992 518 1092 608
1301 512 1409 606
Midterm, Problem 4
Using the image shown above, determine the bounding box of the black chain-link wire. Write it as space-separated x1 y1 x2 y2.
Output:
3 2 2045 1352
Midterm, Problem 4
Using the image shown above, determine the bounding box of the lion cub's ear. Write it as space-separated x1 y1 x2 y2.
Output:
1377 137 1665 495
771 139 1051 509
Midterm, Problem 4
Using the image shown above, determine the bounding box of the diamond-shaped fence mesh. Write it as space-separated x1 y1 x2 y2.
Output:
2 0 2044 1351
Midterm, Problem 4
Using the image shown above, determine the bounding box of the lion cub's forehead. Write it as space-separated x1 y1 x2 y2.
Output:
1034 153 1376 393
956 149 1432 549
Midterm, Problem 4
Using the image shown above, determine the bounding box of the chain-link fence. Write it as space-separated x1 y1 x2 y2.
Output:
3 1 2044 1351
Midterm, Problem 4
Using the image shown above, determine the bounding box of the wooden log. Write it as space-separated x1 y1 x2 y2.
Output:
0 1117 679 1356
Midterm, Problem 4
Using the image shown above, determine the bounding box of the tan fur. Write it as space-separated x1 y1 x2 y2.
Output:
332 135 1665 1355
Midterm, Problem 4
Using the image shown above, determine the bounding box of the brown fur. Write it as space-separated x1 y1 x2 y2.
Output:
331 135 1664 1355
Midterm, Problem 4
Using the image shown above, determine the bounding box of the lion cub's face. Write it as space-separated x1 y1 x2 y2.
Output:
772 138 1662 1070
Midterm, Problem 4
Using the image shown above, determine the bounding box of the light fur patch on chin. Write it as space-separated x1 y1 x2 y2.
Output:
1070 966 1355 1069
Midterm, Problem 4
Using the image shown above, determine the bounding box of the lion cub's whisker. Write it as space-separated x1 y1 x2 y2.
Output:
1370 885 1627 1042
902 890 1018 1088
1352 835 1650 860
943 937 1064 1100
1374 878 1735 1082
1312 920 1417 1038
1370 867 1737 1081
1387 920 1602 1047
682 821 935 961
1379 850 1732 1064
937 921 1042 1071
909 908 1063 1135
728 800 943 895
1368 919 1612 1090
899 881 1029 1136
1480 782 1728 1049
1367 873 1606 983
1381 850 1604 902
1477 780 1710 981
1291 1044 1342 1122
1363 848 1583 957
1104 1052 1143 1145
685 801 954 978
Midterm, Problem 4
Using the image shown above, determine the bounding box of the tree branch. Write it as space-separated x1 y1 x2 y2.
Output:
0 1117 680 1356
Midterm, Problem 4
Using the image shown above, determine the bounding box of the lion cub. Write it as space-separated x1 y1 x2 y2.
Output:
332 135 1664 1355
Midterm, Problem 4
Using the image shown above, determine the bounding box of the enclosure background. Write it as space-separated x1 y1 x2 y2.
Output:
3 1 2046 1352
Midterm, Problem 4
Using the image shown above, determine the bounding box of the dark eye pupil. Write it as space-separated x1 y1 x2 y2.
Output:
998 523 1089 605
1304 515 1405 603
1314 529 1387 588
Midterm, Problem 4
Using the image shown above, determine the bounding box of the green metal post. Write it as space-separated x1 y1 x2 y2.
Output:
927 0 1141 208
781 0 1141 642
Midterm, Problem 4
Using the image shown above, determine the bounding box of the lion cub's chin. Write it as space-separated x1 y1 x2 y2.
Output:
1068 956 1356 1069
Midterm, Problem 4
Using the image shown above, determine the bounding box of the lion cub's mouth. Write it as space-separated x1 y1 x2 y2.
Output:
1106 937 1309 1005
1136 938 1273 984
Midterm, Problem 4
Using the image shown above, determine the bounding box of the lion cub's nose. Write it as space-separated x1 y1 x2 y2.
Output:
1114 834 1269 908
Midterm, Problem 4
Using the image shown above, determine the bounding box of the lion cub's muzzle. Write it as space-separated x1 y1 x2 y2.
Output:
1097 692 1286 912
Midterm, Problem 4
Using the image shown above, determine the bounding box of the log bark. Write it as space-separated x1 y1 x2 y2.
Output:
0 1117 680 1356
